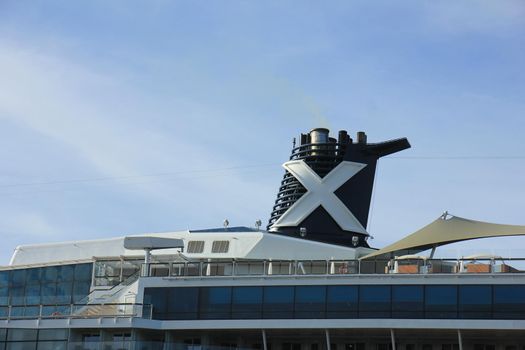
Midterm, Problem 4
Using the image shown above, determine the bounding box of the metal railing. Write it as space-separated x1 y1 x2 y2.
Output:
0 303 151 320
139 258 525 278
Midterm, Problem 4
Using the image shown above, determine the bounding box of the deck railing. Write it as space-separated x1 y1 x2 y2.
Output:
0 303 151 320
140 258 525 278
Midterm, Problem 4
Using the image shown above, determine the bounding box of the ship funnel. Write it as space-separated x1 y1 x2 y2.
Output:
267 128 410 247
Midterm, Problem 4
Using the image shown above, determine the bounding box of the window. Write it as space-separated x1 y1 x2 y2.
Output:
359 285 391 318
459 285 492 318
167 287 199 320
392 285 423 318
232 286 262 319
425 285 457 318
187 241 205 254
295 286 326 318
199 287 232 319
326 286 358 318
493 285 525 319
263 286 294 319
144 288 168 320
211 240 229 253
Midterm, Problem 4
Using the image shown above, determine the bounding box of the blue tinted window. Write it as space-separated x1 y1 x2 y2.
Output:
25 284 41 305
56 282 73 304
0 287 8 306
41 283 57 304
199 287 232 319
10 287 25 306
42 267 58 283
359 285 391 318
326 286 358 318
0 272 9 287
58 265 75 282
144 288 168 319
232 286 262 319
11 270 26 287
494 285 525 319
263 286 294 319
167 287 198 320
425 285 457 318
26 268 41 284
295 286 326 318
459 285 491 319
392 285 423 318
74 264 93 282
72 281 91 303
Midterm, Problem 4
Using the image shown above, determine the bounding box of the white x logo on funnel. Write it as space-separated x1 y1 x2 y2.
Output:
271 160 368 234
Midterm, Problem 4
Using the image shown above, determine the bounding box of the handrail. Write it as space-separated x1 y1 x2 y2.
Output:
139 257 525 278
0 303 151 320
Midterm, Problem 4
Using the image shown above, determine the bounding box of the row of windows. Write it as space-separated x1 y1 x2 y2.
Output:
144 284 525 320
0 264 92 287
0 264 93 307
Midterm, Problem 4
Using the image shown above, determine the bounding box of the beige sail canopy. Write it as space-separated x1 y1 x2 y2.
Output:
361 214 525 260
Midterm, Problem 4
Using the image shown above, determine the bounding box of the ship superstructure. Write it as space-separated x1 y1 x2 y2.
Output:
2 128 525 350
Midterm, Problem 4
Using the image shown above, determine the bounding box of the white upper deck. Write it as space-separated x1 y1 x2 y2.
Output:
8 226 373 267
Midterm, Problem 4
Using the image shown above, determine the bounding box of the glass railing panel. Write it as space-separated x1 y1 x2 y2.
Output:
296 261 327 275
267 261 295 275
234 262 265 276
201 263 234 276
185 263 201 276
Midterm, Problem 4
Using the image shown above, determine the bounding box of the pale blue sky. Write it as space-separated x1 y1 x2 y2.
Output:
0 1 524 263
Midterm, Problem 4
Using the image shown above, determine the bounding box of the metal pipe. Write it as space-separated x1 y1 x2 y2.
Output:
390 329 396 350
457 329 463 350
262 330 268 350
325 329 331 350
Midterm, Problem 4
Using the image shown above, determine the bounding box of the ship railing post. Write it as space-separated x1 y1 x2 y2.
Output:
457 329 463 350
325 329 331 350
262 329 267 350
390 329 396 350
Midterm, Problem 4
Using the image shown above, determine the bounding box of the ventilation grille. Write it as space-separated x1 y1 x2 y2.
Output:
187 241 205 253
211 240 230 253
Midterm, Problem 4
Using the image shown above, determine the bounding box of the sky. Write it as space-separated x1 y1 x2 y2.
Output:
0 0 524 263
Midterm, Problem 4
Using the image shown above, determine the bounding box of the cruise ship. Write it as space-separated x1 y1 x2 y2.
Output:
2 128 525 350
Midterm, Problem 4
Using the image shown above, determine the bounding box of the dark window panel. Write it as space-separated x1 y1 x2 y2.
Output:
74 264 93 282
11 270 26 287
144 288 168 320
6 342 36 350
0 272 8 288
36 341 67 350
0 287 8 306
232 286 263 319
38 329 69 341
359 285 391 318
326 286 358 318
24 284 41 305
56 282 73 305
295 286 326 318
10 287 25 306
199 287 232 319
459 285 492 319
72 281 91 303
41 283 57 305
42 267 58 283
166 287 199 320
25 268 41 285
425 285 458 319
57 266 75 282
392 285 424 318
494 285 525 319
7 329 38 341
263 286 294 319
